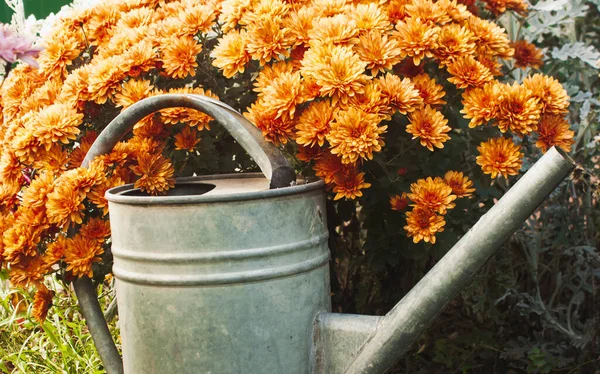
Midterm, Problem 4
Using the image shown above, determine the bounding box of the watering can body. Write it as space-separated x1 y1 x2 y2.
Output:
106 174 331 373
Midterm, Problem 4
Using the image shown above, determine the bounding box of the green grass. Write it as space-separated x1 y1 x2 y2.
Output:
0 277 120 374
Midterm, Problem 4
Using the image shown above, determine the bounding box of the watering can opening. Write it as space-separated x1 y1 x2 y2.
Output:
117 181 216 197
106 173 319 205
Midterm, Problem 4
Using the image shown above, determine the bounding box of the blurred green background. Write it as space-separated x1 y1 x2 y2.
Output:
1 0 71 24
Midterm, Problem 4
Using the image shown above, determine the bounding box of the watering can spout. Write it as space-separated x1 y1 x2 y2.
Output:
314 147 575 374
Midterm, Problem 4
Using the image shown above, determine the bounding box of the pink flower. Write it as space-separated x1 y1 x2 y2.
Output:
0 24 43 68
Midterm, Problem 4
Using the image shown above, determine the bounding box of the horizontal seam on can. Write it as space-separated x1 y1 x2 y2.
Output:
111 232 329 263
112 252 330 286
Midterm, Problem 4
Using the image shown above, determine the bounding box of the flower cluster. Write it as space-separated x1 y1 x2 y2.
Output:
402 171 474 243
0 0 575 321
0 0 221 321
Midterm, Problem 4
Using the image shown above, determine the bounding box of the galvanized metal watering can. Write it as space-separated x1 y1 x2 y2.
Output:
74 94 575 374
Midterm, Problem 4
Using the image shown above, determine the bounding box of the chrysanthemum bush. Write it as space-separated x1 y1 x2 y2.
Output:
0 0 576 325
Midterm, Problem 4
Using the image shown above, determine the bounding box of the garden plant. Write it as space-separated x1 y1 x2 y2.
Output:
0 0 599 372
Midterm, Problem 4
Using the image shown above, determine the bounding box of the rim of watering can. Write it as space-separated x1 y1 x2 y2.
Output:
106 173 325 205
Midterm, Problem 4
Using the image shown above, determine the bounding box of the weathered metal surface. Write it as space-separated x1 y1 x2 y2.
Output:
107 175 330 373
340 146 575 374
312 313 381 374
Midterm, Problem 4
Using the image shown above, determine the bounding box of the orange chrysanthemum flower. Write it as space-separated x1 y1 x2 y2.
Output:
465 17 513 59
296 100 336 147
296 145 323 162
46 179 86 227
72 159 108 194
11 123 43 165
496 82 542 135
239 0 289 26
99 26 146 59
87 5 121 44
333 168 371 200
211 30 251 78
114 79 154 110
58 66 93 107
21 78 62 115
313 152 344 185
131 153 175 195
37 34 81 79
411 74 446 106
21 171 55 212
33 104 83 149
406 105 451 151
160 36 203 79
88 174 125 216
32 284 54 323
308 14 359 46
327 107 387 164
433 24 476 66
387 0 410 23
0 182 20 211
347 81 391 119
124 39 157 77
261 71 305 119
2 219 46 264
253 61 294 97
376 73 423 115
0 150 22 186
460 81 502 128
354 31 403 76
447 56 493 89
88 56 130 104
478 55 503 76
348 3 390 34
219 0 255 32
512 40 544 69
246 16 293 65
80 217 111 241
301 44 370 105
9 255 50 288
390 193 409 211
522 74 569 115
286 7 315 47
436 0 472 22
64 234 105 278
394 17 439 65
405 0 451 25
443 170 475 197
34 145 70 173
404 206 445 244
178 4 217 36
476 137 523 178
407 176 456 214
244 102 296 145
44 235 68 266
535 115 575 153
174 126 201 152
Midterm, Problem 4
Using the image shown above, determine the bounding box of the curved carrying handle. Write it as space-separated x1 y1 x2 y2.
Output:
82 94 295 188
74 94 296 374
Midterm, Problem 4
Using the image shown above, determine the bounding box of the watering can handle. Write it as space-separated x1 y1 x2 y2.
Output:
74 94 296 374
82 94 296 188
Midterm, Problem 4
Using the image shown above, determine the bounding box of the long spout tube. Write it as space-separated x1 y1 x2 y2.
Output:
342 147 575 374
